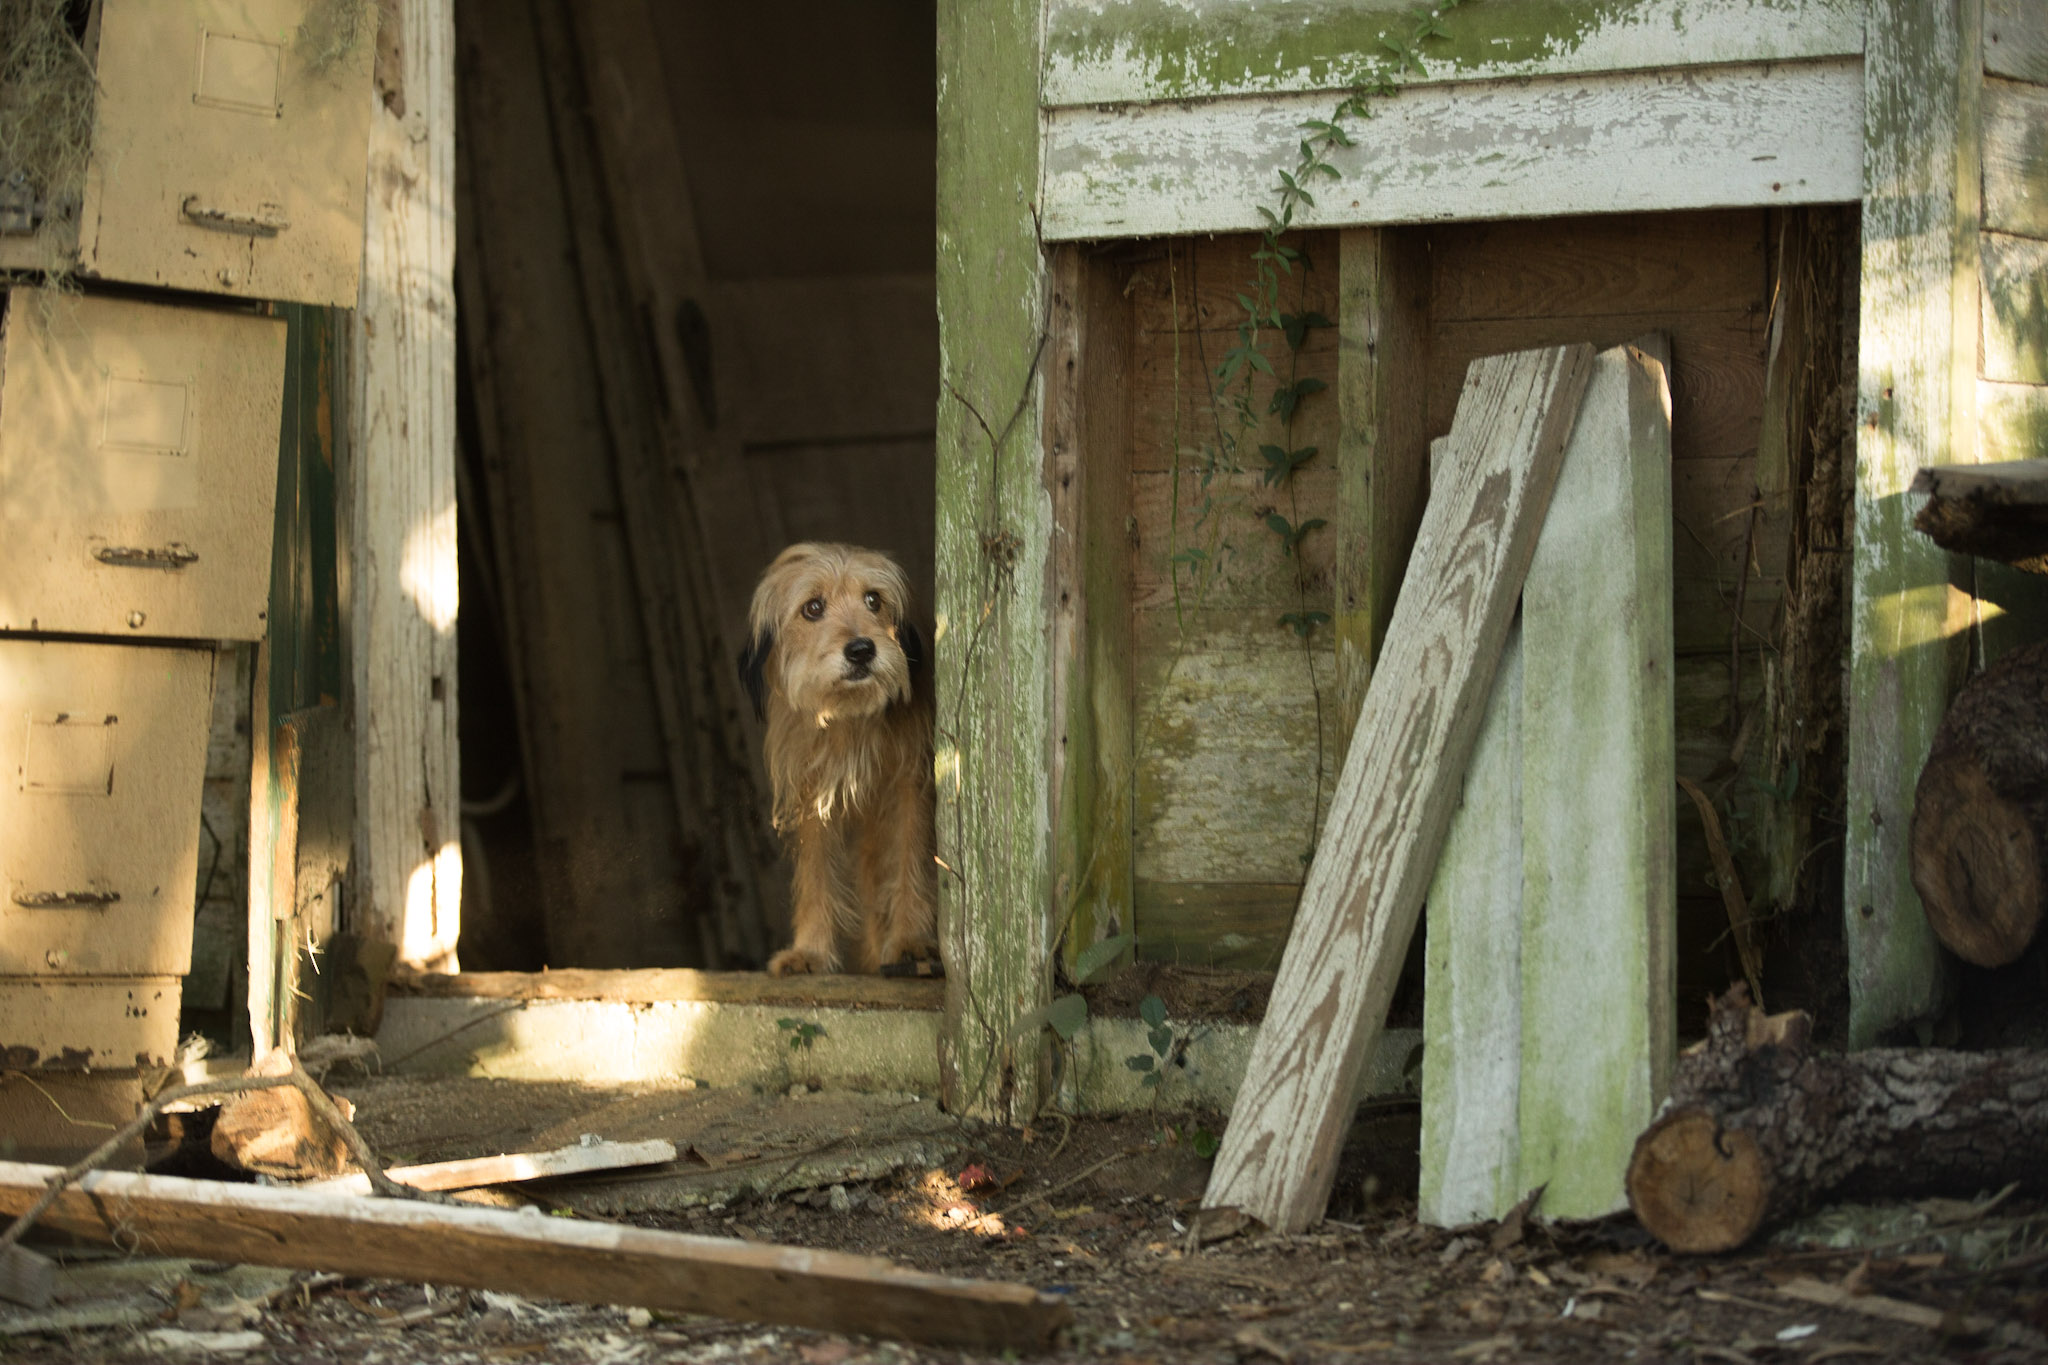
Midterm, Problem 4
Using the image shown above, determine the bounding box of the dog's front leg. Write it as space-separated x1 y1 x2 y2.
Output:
769 815 853 975
858 763 939 972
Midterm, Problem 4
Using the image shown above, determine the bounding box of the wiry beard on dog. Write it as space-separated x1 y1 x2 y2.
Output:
739 542 937 975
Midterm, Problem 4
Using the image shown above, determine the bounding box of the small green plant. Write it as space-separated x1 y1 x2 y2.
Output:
1125 994 1178 1094
777 1017 825 1052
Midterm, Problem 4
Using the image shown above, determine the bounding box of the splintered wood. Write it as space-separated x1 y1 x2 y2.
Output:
1422 340 1678 1225
1203 344 1594 1234
0 1162 1069 1350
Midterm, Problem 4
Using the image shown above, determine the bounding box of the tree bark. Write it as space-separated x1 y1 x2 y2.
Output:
1627 988 2048 1253
1911 640 2048 966
1911 459 2048 575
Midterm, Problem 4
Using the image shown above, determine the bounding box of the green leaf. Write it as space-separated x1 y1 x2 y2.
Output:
1141 1072 1164 1088
1247 348 1275 376
776 1017 799 1030
1046 992 1089 1041
1074 932 1136 985
1148 1024 1174 1057
1192 1127 1220 1159
1266 511 1294 540
1139 994 1168 1029
1126 1053 1155 1072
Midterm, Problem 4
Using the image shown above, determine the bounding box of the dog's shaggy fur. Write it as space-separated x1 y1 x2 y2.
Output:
739 543 937 976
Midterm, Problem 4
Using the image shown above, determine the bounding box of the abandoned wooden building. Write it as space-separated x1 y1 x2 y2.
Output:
2 0 2046 1261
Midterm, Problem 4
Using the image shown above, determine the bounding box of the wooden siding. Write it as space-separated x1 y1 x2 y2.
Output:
1044 0 1865 107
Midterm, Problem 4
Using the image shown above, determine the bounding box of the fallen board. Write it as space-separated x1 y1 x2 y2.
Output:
309 1139 678 1196
1420 339 1677 1225
1204 344 1595 1233
0 1162 1068 1350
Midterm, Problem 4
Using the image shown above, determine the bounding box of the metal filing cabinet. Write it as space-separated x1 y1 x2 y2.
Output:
0 639 217 983
0 0 377 308
0 286 288 640
0 978 183 1071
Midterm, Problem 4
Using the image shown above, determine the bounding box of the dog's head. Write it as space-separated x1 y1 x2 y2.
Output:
739 542 924 725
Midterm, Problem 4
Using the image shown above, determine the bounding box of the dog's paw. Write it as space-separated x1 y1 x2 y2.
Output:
768 947 836 976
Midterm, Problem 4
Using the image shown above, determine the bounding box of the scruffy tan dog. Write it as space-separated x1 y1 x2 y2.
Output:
739 543 938 976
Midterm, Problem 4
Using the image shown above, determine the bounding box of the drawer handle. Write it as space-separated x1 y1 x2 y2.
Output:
180 196 289 236
94 544 199 570
12 890 120 909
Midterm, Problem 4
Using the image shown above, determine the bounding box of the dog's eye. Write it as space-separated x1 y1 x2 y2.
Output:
801 598 825 622
863 591 881 614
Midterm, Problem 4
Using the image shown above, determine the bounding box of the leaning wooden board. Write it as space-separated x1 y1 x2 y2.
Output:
0 1162 1067 1350
1204 344 1594 1233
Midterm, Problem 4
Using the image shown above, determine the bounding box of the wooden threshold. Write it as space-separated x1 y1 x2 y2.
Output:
394 969 944 1011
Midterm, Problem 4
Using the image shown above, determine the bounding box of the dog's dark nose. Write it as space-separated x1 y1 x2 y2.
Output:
844 637 877 666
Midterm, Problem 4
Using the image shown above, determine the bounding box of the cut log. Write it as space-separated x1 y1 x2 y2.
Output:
1910 639 2048 967
1910 459 2048 574
0 1161 1068 1350
1627 988 2048 1253
1205 344 1594 1233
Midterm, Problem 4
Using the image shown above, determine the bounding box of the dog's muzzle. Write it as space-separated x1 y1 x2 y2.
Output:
843 636 876 680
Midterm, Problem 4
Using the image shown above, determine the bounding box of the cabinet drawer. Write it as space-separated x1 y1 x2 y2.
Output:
0 0 376 308
0 640 215 977
0 977 181 1070
0 287 286 641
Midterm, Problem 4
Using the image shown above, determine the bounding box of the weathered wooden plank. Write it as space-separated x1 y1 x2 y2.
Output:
1517 339 1677 1221
1430 312 1766 465
314 1139 677 1196
1983 77 2048 240
1987 0 2048 82
1042 0 1866 107
1335 228 1430 768
1432 211 1767 323
350 0 460 971
1419 615 1523 1228
1048 247 1138 972
1847 0 1967 1046
0 1163 1068 1350
936 0 1055 1120
1981 379 2048 460
1043 60 1864 241
1982 231 2048 384
1132 611 1338 888
1204 345 1593 1233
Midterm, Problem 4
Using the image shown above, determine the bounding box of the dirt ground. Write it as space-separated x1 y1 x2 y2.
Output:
3 1077 2045 1364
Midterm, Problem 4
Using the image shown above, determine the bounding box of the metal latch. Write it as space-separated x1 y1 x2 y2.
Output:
94 544 199 570
180 196 290 236
12 890 120 909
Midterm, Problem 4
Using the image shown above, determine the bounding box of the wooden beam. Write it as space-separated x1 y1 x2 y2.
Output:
394 967 944 1009
1204 344 1593 1233
350 0 460 972
0 1162 1068 1351
1047 247 1136 972
1334 228 1430 767
1042 60 1864 241
1986 0 2048 82
935 0 1056 1120
1845 0 1971 1046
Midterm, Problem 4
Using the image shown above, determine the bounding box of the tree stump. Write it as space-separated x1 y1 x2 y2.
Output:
1911 640 2048 967
1627 988 2048 1253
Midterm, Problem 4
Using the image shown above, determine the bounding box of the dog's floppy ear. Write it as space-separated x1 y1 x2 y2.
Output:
737 628 772 720
896 620 925 676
